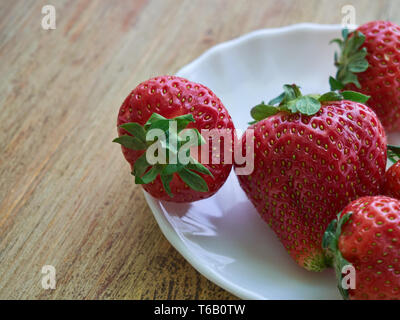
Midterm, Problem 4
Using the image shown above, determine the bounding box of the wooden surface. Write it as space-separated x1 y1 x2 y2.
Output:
0 0 399 300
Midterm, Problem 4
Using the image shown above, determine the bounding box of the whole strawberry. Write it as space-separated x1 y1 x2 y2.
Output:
114 76 235 202
235 85 387 271
383 146 400 199
323 196 400 300
330 21 400 132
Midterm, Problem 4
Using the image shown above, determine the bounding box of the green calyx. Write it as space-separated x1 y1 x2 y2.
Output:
250 84 370 124
330 28 369 90
388 144 400 164
322 212 353 300
113 113 212 197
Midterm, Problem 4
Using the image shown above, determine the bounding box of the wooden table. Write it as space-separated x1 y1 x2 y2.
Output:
0 0 398 300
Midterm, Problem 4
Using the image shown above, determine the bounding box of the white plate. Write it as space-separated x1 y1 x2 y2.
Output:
144 23 399 300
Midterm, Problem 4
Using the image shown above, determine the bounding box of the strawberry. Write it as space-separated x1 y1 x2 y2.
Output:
235 85 387 271
323 196 400 300
114 76 235 202
383 160 400 200
330 21 400 132
383 146 400 199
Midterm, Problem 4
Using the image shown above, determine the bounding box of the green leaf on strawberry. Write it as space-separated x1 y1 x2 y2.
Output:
268 92 285 105
341 91 370 103
119 122 147 142
113 135 147 150
322 212 353 300
179 168 209 192
329 76 345 91
287 95 321 115
318 91 344 102
132 153 151 183
330 28 369 90
388 144 400 164
250 84 370 123
114 112 212 197
250 102 280 123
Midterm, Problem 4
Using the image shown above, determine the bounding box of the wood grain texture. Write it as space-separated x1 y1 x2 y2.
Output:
0 0 399 300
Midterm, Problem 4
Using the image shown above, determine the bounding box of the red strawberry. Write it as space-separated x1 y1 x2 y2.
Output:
235 85 387 271
330 21 400 132
383 161 400 200
114 76 235 202
383 147 400 199
323 196 400 300
383 145 400 199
